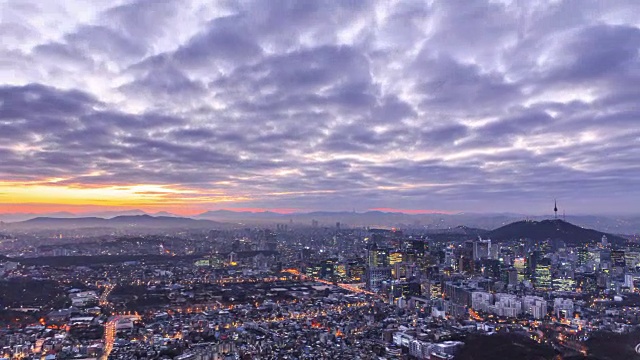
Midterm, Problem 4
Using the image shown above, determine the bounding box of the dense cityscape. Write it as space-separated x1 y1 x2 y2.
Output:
1 210 640 360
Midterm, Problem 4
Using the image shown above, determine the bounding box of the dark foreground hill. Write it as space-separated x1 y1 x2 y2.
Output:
487 219 626 245
455 333 557 360
582 331 640 360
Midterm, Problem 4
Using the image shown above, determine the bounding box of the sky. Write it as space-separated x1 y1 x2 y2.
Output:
1 0 639 216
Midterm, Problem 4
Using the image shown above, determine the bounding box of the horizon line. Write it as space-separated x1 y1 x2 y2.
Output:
0 207 637 218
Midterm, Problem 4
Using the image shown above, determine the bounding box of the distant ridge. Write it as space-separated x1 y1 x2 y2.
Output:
1 210 638 235
2 215 222 231
487 219 626 245
195 210 638 235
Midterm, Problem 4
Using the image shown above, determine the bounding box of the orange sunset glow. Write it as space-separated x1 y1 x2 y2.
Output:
0 180 457 216
0 181 248 215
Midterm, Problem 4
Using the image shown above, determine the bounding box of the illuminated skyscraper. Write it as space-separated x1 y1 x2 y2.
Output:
368 243 390 267
389 251 403 265
320 259 337 280
552 277 576 292
577 247 590 266
348 263 366 282
513 257 527 282
534 259 552 291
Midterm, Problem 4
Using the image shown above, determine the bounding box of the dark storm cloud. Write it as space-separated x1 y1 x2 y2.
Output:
2 0 640 214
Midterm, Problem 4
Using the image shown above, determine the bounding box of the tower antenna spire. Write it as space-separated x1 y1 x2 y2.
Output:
554 199 558 219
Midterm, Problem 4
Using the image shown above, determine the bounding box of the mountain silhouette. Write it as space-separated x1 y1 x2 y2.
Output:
487 219 626 245
3 215 221 230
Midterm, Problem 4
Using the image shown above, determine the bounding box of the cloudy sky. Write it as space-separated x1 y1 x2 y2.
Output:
1 0 639 215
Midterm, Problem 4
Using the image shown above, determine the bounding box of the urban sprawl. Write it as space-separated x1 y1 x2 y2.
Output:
0 218 639 359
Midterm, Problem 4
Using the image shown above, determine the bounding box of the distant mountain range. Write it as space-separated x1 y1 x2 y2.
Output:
0 215 220 231
0 209 638 235
0 209 174 222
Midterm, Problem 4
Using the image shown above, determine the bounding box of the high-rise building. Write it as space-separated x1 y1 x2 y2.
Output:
458 255 475 274
481 259 501 279
577 247 590 266
528 251 542 273
404 250 417 264
320 259 336 279
505 267 518 285
335 263 347 281
625 252 640 268
473 239 491 260
523 296 547 319
409 239 427 258
391 281 421 301
262 231 278 252
389 251 403 265
348 263 366 282
513 257 527 282
624 274 635 292
444 282 474 307
534 259 552 291
368 243 390 267
611 250 626 268
366 267 391 290
375 248 390 267
552 277 576 292
471 291 493 312
597 273 610 289
576 273 597 293
492 294 522 318
305 265 322 278
429 280 443 300
553 298 574 319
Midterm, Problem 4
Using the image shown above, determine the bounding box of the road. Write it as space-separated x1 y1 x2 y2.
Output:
100 317 118 360
99 284 116 360
99 284 115 306
100 315 141 360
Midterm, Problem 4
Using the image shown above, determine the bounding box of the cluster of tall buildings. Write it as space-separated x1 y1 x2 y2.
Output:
471 292 548 319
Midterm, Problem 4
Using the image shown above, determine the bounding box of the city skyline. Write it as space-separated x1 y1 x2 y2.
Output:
2 0 640 215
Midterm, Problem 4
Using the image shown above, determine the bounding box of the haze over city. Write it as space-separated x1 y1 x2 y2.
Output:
2 0 639 216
